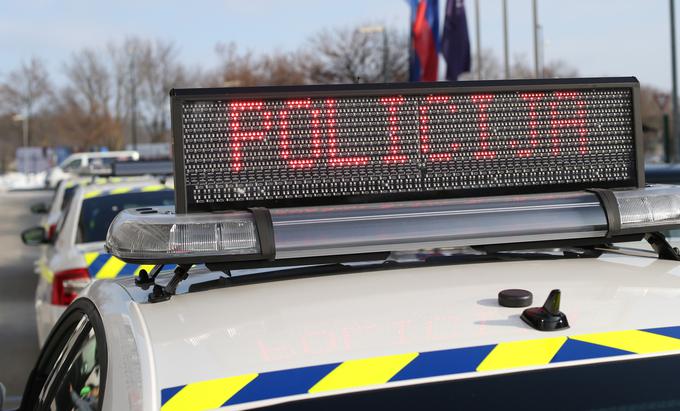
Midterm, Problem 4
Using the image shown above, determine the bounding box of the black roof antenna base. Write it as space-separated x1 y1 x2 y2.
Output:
521 289 570 332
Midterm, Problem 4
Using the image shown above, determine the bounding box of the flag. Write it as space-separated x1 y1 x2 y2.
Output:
409 0 440 82
442 0 471 80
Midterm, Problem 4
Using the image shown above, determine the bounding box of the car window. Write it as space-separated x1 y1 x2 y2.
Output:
46 327 102 411
54 195 74 243
19 301 107 411
38 316 90 407
78 189 174 243
61 159 81 172
62 186 79 211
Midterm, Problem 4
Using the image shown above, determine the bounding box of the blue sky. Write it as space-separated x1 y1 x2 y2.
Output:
0 0 674 91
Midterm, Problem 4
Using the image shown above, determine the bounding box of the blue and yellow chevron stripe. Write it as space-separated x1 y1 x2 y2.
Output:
83 184 170 199
84 252 176 279
160 325 680 411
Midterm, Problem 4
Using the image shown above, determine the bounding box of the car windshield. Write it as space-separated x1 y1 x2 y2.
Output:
78 190 174 243
257 353 680 411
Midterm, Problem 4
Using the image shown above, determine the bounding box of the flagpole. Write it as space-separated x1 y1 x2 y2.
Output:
671 0 679 162
502 0 509 79
475 0 481 79
532 0 539 78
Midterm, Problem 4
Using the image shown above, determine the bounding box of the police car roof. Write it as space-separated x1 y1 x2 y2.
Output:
80 177 172 195
86 243 680 410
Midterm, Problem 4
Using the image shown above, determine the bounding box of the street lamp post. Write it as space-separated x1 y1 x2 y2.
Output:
532 0 540 78
358 25 389 83
12 113 28 147
129 48 138 150
502 0 510 79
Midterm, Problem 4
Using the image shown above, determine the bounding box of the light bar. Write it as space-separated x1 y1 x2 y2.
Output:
107 186 680 265
106 208 273 264
614 186 680 231
111 160 173 176
171 77 643 213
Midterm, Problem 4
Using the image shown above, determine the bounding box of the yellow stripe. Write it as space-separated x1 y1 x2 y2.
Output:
571 330 680 354
142 184 167 192
476 337 567 371
110 187 132 195
161 374 258 411
134 264 155 276
109 177 123 183
84 252 100 266
39 261 53 283
309 352 418 393
94 256 126 279
84 190 101 199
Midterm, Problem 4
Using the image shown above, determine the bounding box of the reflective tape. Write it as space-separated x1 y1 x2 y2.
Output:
83 186 171 199
160 325 680 411
85 252 176 279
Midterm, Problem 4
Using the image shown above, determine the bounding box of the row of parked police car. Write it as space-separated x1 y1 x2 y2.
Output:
7 77 680 411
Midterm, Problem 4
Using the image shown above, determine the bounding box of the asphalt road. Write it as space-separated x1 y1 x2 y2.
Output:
0 189 51 408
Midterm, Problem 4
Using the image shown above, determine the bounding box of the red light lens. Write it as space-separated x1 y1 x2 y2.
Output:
47 224 57 241
51 268 90 306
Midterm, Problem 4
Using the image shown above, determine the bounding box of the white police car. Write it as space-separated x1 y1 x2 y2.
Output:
22 178 174 345
9 77 680 411
30 177 127 244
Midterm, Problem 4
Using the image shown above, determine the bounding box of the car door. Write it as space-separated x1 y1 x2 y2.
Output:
19 299 107 411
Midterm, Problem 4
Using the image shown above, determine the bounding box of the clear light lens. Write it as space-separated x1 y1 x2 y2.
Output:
615 186 680 229
106 206 260 261
169 221 258 253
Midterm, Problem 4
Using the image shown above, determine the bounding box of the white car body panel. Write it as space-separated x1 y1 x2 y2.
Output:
74 243 680 410
34 178 172 345
46 151 140 188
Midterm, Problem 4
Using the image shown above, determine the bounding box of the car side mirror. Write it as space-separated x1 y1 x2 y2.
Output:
30 202 48 214
22 226 47 246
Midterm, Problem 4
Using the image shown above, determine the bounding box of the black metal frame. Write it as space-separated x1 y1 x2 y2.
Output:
170 77 644 214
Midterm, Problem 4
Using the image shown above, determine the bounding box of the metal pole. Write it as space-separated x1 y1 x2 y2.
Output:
502 0 510 79
475 0 482 80
129 53 138 150
532 0 539 78
22 115 28 147
383 29 389 83
671 0 679 162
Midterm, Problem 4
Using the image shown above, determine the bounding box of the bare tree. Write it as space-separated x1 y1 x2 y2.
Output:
459 49 502 81
304 24 409 84
59 49 124 149
0 57 52 146
135 39 186 141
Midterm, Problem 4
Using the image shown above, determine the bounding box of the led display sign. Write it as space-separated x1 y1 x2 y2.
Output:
170 78 643 213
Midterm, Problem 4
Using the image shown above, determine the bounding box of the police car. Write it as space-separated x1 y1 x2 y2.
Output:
32 160 174 244
31 176 126 244
9 77 680 411
21 175 174 345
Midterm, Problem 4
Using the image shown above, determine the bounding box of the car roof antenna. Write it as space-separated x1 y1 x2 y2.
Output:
520 289 570 331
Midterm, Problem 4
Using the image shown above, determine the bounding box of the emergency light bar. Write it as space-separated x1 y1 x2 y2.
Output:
106 185 680 264
111 160 173 176
106 77 680 267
